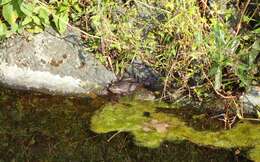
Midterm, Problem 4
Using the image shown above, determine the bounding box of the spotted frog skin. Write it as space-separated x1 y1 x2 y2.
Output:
108 79 139 95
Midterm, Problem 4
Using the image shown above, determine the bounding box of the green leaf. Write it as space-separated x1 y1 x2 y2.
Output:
27 25 43 33
20 2 34 17
214 66 222 90
53 11 69 33
252 39 260 51
0 0 12 5
238 63 248 71
0 20 8 36
256 110 260 119
21 16 32 26
57 2 69 13
213 24 226 48
32 15 41 26
222 58 233 66
2 1 19 31
242 15 251 23
72 3 82 13
69 0 77 5
228 38 240 53
194 31 202 46
38 7 50 26
235 65 250 87
252 27 260 34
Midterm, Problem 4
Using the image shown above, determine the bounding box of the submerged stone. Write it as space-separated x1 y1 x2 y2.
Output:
91 98 260 161
0 28 116 96
240 86 260 114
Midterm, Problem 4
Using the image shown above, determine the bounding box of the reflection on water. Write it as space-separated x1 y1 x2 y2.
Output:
0 87 252 162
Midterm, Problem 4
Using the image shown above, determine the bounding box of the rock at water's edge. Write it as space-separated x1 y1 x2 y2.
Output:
124 60 162 91
240 86 260 114
0 28 116 96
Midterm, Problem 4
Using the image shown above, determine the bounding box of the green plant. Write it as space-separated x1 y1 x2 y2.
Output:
0 0 82 37
1 0 259 100
207 20 240 90
74 0 259 99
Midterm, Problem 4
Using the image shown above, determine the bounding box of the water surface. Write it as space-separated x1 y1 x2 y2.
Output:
0 86 252 162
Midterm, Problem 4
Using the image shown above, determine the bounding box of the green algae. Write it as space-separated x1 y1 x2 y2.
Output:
91 99 260 161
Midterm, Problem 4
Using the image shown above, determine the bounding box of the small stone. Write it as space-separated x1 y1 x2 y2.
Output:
142 126 152 132
142 119 170 133
143 111 150 117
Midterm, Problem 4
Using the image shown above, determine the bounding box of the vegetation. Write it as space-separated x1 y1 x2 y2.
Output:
1 1 259 161
91 97 260 161
0 0 82 34
0 0 259 99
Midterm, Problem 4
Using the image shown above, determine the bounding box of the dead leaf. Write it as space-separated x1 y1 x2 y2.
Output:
142 119 170 133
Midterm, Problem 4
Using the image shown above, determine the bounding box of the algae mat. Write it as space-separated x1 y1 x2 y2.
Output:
91 99 260 161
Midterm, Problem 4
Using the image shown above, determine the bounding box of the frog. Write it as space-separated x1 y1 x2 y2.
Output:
132 88 156 101
108 78 139 95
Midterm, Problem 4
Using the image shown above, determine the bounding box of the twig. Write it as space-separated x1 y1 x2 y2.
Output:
202 70 237 99
161 62 175 99
241 118 260 122
235 0 251 35
134 0 172 14
107 55 114 73
107 131 122 142
199 0 210 15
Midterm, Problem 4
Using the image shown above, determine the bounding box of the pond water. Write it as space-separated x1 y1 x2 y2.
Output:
0 86 254 162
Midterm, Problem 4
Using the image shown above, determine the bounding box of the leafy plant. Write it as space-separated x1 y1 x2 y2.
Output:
0 0 82 37
87 0 260 97
0 0 259 99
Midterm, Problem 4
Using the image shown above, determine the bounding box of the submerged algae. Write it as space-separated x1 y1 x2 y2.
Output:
1 87 243 162
91 99 260 161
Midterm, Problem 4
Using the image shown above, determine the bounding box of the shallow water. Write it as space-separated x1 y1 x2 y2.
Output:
0 86 253 162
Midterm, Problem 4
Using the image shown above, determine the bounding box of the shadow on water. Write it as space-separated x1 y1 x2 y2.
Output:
0 86 252 162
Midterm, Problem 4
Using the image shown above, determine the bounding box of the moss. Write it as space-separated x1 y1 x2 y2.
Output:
248 146 260 162
91 99 260 161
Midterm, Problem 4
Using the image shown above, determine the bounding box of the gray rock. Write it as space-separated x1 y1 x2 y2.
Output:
240 86 260 114
124 60 162 91
0 28 116 96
